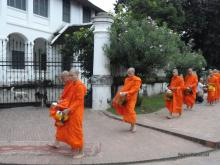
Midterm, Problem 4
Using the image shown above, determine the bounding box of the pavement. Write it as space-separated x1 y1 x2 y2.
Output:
137 102 220 145
0 102 219 164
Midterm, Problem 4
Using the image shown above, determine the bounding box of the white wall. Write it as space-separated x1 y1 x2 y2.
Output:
0 0 94 41
141 83 168 96
0 0 95 85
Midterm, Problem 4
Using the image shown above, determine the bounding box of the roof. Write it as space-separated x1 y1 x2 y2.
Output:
76 0 104 12
50 23 93 45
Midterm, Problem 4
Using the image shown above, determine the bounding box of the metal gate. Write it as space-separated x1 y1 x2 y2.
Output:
0 38 92 108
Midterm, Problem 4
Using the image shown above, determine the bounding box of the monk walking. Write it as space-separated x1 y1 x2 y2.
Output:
213 69 220 101
49 68 87 159
112 68 142 132
49 71 72 112
207 70 218 105
183 68 198 110
165 69 184 119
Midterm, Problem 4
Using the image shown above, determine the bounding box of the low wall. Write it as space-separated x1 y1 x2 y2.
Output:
118 82 168 97
141 83 167 96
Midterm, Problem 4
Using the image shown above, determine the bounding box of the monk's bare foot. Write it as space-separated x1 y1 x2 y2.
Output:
73 150 84 159
130 125 136 133
166 115 174 119
47 141 60 149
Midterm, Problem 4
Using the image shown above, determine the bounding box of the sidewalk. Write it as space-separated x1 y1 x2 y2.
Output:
137 102 220 145
0 106 212 165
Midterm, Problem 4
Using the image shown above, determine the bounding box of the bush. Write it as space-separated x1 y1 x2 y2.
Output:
104 5 206 81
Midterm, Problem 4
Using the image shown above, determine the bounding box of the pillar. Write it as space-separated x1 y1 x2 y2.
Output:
92 12 113 110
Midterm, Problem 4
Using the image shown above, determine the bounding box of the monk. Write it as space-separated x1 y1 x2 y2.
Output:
49 71 72 119
183 68 198 110
207 70 218 105
213 69 220 101
112 67 142 132
50 68 87 159
165 69 184 119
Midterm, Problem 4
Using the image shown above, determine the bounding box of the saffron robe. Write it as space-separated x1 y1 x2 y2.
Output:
49 80 73 118
207 76 218 103
184 74 198 107
113 76 142 124
213 73 220 100
166 75 184 114
56 80 87 149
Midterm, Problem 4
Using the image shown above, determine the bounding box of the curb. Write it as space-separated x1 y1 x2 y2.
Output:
103 111 220 149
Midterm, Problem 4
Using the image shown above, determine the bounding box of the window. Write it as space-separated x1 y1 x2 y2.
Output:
63 0 70 23
7 0 26 11
34 52 47 71
12 50 25 69
83 7 91 23
33 0 48 17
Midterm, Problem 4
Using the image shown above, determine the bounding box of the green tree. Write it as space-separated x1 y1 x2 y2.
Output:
61 27 94 78
116 0 185 31
181 0 220 69
105 6 206 82
117 0 220 69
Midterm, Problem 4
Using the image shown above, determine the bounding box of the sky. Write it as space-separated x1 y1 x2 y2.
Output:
89 0 116 13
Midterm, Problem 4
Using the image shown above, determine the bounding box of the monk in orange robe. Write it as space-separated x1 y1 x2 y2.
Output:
213 69 220 101
50 69 87 159
183 68 198 110
112 67 142 132
207 70 218 105
165 69 184 119
49 71 72 119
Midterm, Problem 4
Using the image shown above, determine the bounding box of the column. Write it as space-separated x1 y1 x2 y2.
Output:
92 12 114 110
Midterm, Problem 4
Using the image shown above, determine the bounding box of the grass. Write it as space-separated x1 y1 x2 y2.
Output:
107 94 165 115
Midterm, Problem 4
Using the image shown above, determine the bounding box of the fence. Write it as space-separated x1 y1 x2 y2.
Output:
0 38 92 108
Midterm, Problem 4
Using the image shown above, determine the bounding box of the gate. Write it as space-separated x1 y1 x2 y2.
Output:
0 38 92 108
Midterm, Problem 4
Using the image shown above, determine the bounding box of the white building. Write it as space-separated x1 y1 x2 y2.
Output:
0 0 103 106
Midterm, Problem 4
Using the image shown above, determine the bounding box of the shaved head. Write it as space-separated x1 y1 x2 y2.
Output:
61 71 69 76
127 67 135 77
60 70 70 83
69 68 80 75
213 69 219 73
69 68 80 81
188 68 193 75
172 68 178 76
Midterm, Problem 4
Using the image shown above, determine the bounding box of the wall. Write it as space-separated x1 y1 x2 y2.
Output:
141 83 168 96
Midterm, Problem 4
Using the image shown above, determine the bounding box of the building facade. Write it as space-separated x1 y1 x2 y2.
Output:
0 0 102 106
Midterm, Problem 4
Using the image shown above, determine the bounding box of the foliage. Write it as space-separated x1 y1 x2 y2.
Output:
117 0 220 69
116 0 185 31
181 0 220 69
105 6 206 81
61 27 94 78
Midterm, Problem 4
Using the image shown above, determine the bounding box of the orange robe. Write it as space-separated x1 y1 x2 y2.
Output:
184 74 198 108
214 73 220 100
56 80 87 149
207 76 218 103
166 75 184 114
113 76 142 124
49 80 73 117
59 80 73 101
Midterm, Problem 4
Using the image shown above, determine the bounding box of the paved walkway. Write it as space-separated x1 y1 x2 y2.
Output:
0 106 213 165
137 102 220 144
